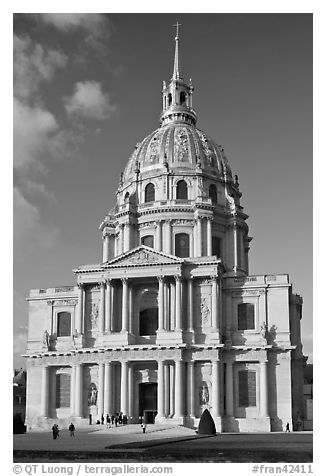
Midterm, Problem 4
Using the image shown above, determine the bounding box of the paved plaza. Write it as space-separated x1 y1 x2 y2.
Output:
13 424 313 463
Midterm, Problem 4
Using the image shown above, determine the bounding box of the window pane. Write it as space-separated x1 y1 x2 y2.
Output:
175 233 189 257
247 304 255 329
57 312 71 337
141 235 154 248
238 304 247 330
176 180 188 199
56 374 70 408
139 308 158 335
145 183 155 202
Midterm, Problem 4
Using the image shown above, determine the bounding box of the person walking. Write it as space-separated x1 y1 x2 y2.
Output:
68 422 75 437
285 422 290 432
141 422 146 434
51 423 59 439
101 414 104 425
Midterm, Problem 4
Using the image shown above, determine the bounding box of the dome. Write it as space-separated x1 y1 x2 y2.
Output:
123 122 232 184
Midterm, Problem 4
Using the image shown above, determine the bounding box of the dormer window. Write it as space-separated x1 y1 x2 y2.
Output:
144 183 155 203
168 93 172 106
180 91 186 105
209 184 218 204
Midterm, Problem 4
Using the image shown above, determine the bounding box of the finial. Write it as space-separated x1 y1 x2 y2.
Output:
172 21 181 80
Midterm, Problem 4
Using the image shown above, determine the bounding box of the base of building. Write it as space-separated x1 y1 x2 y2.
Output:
222 416 271 432
155 415 185 425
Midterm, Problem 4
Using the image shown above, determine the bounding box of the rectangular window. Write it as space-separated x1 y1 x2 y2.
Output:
56 374 70 408
238 303 255 330
238 370 256 407
212 236 221 258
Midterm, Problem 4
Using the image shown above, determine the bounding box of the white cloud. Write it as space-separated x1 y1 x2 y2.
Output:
14 98 74 173
64 80 116 120
39 13 106 34
14 34 67 101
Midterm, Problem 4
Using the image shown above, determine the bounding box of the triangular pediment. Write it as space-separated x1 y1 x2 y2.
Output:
103 246 183 268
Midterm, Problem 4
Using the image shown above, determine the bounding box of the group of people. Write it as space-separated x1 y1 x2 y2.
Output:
89 412 129 427
51 422 75 439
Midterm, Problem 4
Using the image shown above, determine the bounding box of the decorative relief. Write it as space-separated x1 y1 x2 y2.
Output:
232 290 263 297
199 382 209 405
90 303 98 329
147 131 163 164
174 128 189 162
173 219 193 226
51 299 78 307
197 176 207 197
88 383 98 406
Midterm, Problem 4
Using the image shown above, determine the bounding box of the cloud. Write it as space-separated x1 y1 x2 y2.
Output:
14 187 59 262
13 98 72 172
39 13 106 34
64 80 116 120
14 34 67 102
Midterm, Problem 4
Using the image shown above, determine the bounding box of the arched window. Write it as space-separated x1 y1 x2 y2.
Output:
168 93 172 106
139 308 158 336
57 311 71 337
144 183 155 203
141 235 154 248
209 184 217 204
175 233 189 258
55 374 70 408
238 303 255 330
176 180 188 200
124 192 130 203
180 91 186 105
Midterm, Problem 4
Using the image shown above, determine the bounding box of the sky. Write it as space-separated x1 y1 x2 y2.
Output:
13 13 312 369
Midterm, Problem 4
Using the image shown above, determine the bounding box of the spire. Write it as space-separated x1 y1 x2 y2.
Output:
172 22 181 80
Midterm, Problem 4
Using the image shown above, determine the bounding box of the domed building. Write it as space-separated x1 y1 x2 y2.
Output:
25 29 305 433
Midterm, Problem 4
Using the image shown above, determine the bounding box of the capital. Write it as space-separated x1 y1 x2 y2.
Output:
77 283 83 290
121 277 129 285
157 275 164 283
174 275 182 282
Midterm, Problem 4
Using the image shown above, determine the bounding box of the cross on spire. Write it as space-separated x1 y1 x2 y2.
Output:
173 21 181 39
172 22 181 79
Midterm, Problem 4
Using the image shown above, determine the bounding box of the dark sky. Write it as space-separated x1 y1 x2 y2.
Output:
13 13 312 368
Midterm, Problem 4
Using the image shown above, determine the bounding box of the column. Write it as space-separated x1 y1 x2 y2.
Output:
164 280 169 330
170 281 176 330
174 360 184 417
104 362 112 415
197 218 202 256
225 362 234 417
119 225 123 255
70 365 76 415
75 363 83 417
120 361 129 414
40 365 49 417
102 234 109 262
98 362 104 417
128 284 133 334
207 218 212 256
211 276 218 330
169 364 175 416
157 360 164 417
121 278 129 332
260 361 269 417
155 221 162 252
187 278 194 331
158 276 164 330
190 230 194 257
193 220 198 257
187 362 195 417
211 360 221 417
76 284 83 334
233 222 238 271
166 220 172 254
124 224 131 252
99 281 105 334
128 364 134 419
105 279 112 333
164 363 170 417
175 276 182 330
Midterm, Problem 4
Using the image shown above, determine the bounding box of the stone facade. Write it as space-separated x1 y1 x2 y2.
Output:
24 30 305 432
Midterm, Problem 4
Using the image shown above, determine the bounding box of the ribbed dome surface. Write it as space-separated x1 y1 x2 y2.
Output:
123 122 232 183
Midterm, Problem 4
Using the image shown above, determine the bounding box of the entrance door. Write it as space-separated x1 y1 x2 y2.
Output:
139 383 157 423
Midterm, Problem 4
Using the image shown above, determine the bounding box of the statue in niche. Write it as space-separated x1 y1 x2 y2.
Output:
90 303 98 328
199 383 209 405
200 298 210 326
88 383 98 406
260 322 268 341
42 330 50 350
